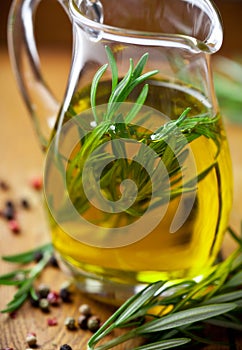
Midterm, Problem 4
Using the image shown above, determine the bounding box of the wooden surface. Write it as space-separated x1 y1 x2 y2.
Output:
0 48 242 349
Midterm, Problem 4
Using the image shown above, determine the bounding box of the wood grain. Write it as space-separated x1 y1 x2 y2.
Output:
0 49 242 350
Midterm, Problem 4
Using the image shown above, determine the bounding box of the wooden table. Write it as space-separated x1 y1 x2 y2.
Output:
0 48 242 349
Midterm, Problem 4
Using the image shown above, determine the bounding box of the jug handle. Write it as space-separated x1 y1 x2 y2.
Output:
8 0 70 150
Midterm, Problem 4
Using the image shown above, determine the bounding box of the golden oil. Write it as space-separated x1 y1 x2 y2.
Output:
48 80 233 290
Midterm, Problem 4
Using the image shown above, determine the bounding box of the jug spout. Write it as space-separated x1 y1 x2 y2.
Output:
71 0 223 54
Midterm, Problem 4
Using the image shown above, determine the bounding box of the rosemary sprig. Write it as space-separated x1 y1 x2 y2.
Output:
0 243 53 313
64 47 221 219
88 226 242 350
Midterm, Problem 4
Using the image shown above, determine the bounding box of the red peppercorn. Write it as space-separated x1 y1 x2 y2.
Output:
9 311 17 319
8 220 20 233
47 317 58 326
30 176 43 190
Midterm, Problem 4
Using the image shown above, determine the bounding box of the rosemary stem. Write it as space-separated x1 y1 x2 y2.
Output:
228 226 242 246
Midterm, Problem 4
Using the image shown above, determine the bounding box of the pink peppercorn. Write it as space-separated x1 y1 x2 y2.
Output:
47 291 60 305
8 219 20 233
47 317 58 326
30 177 42 190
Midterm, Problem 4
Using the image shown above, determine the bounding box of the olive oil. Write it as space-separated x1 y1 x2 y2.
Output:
48 80 233 295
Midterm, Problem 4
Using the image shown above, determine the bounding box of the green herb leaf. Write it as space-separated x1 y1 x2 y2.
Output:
136 304 236 334
2 243 53 264
105 46 118 90
1 292 29 313
91 63 109 122
133 338 191 350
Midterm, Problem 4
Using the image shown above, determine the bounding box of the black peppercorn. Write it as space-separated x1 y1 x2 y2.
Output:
21 198 30 209
6 200 14 208
3 201 15 220
59 281 73 302
64 316 76 330
78 314 88 330
48 254 59 268
60 345 72 350
59 288 71 302
37 283 50 298
29 294 39 308
87 315 101 332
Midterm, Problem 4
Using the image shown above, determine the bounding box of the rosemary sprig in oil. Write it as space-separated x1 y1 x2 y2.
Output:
64 46 221 218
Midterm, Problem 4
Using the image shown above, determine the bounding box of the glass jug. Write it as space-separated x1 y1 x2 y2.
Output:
8 0 233 303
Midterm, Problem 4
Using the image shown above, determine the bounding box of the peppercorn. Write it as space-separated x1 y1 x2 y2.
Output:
87 315 101 332
3 202 15 220
77 314 88 330
8 219 20 233
47 291 60 305
78 303 91 316
30 176 42 190
59 281 73 302
39 298 49 312
47 317 58 326
60 345 72 350
37 283 50 298
48 254 59 268
0 180 9 191
64 316 76 330
59 287 71 303
9 311 17 319
26 332 37 347
21 198 30 209
29 294 39 308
